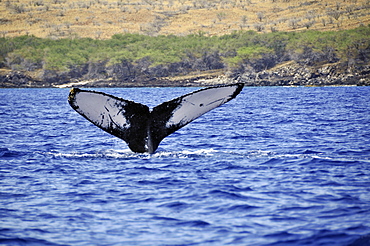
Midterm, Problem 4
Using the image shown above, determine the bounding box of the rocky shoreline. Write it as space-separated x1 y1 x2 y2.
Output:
1 62 369 88
239 62 370 87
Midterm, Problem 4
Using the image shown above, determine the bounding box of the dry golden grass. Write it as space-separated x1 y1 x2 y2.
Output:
0 0 369 39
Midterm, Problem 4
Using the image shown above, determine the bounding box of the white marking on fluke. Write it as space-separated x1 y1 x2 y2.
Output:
68 83 244 153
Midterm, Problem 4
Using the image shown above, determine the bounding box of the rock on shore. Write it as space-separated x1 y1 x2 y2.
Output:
238 62 370 87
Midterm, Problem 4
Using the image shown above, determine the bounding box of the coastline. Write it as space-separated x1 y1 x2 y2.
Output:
1 64 369 88
1 76 368 89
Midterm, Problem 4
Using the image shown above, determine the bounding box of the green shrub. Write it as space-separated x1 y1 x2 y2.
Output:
1 25 368 74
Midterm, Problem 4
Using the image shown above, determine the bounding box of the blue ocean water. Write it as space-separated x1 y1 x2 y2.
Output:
1 86 370 246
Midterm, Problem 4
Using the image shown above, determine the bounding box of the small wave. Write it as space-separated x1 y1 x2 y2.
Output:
254 151 370 166
152 216 180 222
0 148 26 158
302 156 370 166
348 233 370 246
158 201 192 212
209 189 249 201
228 204 259 212
176 220 211 227
211 203 260 214
0 237 66 246
151 216 210 227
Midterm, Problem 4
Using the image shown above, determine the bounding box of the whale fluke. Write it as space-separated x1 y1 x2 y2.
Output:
68 83 244 153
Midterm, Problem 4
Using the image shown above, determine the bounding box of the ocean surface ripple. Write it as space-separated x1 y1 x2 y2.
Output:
1 86 370 246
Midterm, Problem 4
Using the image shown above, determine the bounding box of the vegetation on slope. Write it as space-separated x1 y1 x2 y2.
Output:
1 25 369 84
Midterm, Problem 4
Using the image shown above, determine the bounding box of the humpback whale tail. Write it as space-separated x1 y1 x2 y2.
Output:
68 83 244 153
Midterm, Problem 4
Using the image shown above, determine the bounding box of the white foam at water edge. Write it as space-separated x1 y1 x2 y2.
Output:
42 149 367 161
39 149 259 159
181 149 218 156
152 148 218 158
38 149 139 159
40 151 98 158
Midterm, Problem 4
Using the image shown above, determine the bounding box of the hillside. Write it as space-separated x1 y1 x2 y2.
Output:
0 0 369 88
1 0 369 39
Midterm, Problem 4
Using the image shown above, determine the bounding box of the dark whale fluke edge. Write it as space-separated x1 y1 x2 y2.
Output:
68 83 244 153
